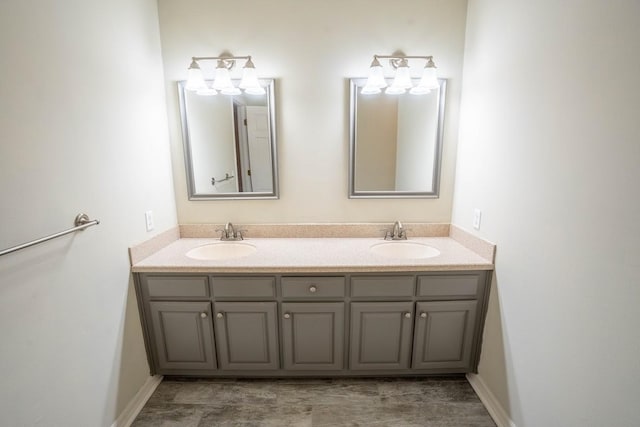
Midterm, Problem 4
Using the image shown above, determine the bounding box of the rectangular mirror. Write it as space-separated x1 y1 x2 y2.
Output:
178 79 278 200
349 78 446 198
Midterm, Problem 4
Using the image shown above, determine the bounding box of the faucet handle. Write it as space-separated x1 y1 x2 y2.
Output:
215 229 227 240
382 230 393 240
235 229 247 240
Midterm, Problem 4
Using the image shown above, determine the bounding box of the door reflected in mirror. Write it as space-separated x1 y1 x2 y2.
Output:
178 79 278 199
349 78 446 198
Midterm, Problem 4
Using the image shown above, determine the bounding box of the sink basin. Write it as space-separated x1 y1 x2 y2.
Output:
370 241 440 259
186 242 256 260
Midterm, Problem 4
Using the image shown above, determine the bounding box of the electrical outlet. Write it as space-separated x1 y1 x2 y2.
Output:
145 210 154 232
473 208 482 230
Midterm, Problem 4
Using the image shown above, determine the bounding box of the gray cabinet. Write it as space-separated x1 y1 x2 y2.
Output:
149 301 217 372
412 300 477 370
212 277 276 299
281 277 345 299
350 302 415 370
417 274 480 300
135 271 491 377
213 302 279 370
142 275 210 299
281 302 344 370
350 276 415 298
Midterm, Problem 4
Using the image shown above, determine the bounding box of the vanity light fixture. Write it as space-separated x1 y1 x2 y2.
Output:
362 54 439 95
185 54 266 96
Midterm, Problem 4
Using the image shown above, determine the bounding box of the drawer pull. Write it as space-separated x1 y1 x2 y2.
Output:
309 285 317 293
404 312 411 319
216 312 224 319
200 312 208 319
420 312 427 318
284 313 291 319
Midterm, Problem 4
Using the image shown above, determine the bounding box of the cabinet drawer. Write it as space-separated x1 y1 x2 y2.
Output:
281 277 345 298
144 275 209 299
211 277 276 298
417 274 480 299
350 276 415 298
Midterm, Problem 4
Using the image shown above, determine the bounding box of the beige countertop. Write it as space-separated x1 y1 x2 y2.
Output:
131 236 494 273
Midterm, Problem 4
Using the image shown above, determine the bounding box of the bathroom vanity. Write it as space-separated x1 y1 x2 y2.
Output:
131 228 494 378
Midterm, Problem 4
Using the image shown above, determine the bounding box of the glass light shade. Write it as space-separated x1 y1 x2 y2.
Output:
185 61 206 91
244 86 266 95
365 58 387 89
417 65 439 90
196 84 217 96
240 67 265 95
391 61 413 89
239 61 261 89
409 86 431 95
212 63 234 90
361 85 381 95
385 85 406 95
221 86 241 96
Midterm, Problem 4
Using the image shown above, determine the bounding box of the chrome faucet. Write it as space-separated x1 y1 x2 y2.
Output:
385 221 407 240
218 222 244 241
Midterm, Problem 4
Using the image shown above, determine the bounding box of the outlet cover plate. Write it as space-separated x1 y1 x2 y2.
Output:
145 210 154 232
473 209 482 230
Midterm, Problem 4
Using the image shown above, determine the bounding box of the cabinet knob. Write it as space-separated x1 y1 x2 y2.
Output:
404 312 411 319
309 285 317 293
200 312 207 318
216 312 224 319
420 312 427 318
284 313 291 319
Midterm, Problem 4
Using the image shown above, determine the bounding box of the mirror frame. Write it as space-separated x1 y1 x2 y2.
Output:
178 79 279 200
348 78 446 199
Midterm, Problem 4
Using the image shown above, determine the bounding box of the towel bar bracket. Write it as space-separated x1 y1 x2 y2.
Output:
74 213 92 226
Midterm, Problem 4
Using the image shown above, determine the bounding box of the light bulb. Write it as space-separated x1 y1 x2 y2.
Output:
185 60 206 91
364 57 387 89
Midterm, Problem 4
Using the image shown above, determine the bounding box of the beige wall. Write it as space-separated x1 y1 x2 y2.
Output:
0 0 177 425
158 0 468 223
454 0 640 425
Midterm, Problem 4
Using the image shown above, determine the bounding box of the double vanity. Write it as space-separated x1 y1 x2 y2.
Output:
157 52 483 378
130 224 495 378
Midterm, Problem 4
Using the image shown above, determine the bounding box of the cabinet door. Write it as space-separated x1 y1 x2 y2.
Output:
350 302 414 370
413 300 477 370
214 302 279 370
281 302 344 370
149 301 217 372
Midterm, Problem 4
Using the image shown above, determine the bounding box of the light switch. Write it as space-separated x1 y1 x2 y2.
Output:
473 209 482 230
145 210 154 232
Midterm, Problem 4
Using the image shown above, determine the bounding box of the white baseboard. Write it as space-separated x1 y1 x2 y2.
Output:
466 373 516 427
111 375 163 427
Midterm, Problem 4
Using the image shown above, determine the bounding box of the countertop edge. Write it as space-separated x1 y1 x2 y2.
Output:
131 264 494 274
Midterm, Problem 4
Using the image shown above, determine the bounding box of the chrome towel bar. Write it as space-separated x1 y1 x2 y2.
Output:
211 173 235 186
0 213 100 257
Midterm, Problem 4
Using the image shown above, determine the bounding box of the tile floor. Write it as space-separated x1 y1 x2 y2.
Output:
132 376 496 427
